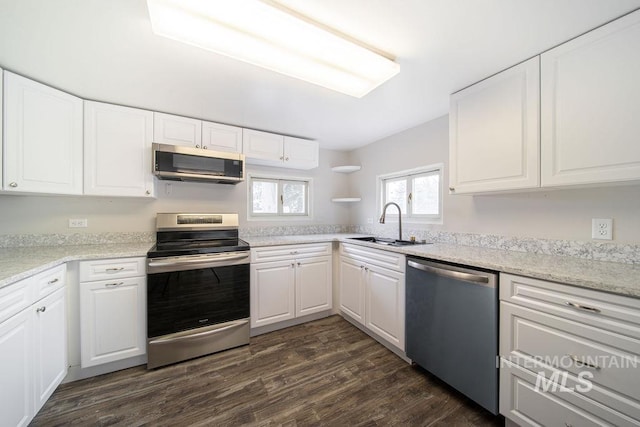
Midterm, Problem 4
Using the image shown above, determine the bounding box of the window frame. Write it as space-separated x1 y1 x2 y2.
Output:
377 164 443 224
248 173 313 221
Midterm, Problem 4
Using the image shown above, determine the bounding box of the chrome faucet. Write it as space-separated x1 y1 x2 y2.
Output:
379 202 402 241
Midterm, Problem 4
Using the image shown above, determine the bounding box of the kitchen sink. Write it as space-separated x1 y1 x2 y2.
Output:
347 236 430 246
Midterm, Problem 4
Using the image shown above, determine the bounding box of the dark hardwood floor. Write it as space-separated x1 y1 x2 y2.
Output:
32 315 503 426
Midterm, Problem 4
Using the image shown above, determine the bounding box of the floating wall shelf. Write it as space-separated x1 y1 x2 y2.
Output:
331 165 361 173
331 198 361 203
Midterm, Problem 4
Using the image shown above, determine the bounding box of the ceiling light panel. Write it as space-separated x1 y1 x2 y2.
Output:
147 0 400 97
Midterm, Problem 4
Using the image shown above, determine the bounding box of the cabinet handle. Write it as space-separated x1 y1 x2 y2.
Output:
565 301 601 313
36 306 46 313
297 262 301 266
9 182 18 188
105 282 124 287
106 267 125 272
567 354 601 370
449 187 455 192
145 190 151 195
195 144 200 148
47 278 59 285
285 156 289 161
360 265 365 269
291 263 295 268
279 156 284 160
203 146 207 149
364 267 369 271
290 251 298 255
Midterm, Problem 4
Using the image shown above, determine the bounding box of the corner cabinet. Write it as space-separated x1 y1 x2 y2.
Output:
499 273 640 426
449 57 540 194
0 264 67 427
250 243 332 328
243 129 319 169
3 71 83 195
339 243 405 351
84 101 154 197
450 9 640 194
541 10 640 187
79 257 146 368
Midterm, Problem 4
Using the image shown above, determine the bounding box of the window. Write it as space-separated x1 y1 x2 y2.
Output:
379 165 442 222
249 175 311 218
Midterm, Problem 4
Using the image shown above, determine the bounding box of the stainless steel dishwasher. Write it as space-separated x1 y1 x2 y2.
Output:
406 257 498 414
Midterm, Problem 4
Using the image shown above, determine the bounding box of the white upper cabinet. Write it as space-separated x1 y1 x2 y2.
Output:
541 10 640 187
284 136 319 169
153 112 202 148
202 121 242 153
3 71 83 195
242 129 284 165
243 129 318 169
84 101 154 197
449 57 540 194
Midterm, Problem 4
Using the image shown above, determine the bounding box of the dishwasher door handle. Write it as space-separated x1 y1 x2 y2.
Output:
408 260 493 286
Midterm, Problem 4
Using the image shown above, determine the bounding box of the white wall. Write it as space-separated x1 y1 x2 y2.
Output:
0 149 351 234
348 115 640 244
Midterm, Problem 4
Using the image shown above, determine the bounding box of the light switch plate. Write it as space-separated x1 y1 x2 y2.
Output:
592 218 612 240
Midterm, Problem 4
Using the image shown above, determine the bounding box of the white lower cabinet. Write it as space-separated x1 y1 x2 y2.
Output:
79 258 146 368
250 244 332 328
339 243 405 351
499 273 640 426
0 264 67 427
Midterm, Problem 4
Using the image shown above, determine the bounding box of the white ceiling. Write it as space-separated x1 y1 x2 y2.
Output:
0 0 639 150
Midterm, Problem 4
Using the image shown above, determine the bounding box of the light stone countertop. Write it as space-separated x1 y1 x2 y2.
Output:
0 242 153 289
244 234 640 298
1 234 638 299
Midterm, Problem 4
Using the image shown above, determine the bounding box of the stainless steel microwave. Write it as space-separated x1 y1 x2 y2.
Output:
152 143 244 184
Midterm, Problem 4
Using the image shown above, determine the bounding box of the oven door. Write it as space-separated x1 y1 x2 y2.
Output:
146 251 250 368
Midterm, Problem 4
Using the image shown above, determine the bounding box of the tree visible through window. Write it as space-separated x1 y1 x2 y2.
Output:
250 176 310 217
380 165 442 221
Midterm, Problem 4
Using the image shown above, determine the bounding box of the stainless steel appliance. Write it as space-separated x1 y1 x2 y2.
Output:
152 143 244 184
406 257 499 414
146 213 250 369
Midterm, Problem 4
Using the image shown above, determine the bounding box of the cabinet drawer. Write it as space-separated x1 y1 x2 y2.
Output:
500 273 640 340
0 278 33 324
501 302 640 403
251 243 331 263
340 243 405 273
500 360 640 427
33 264 66 301
79 257 146 282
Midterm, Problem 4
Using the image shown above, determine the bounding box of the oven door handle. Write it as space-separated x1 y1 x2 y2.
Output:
147 252 249 273
148 320 249 345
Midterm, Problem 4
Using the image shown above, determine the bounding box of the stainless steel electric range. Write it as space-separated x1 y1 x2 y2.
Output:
146 213 250 369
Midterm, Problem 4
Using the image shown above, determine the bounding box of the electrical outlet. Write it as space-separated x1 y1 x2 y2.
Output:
69 218 88 228
591 218 612 240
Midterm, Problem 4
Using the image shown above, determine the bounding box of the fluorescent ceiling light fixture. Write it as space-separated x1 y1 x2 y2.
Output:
146 0 400 98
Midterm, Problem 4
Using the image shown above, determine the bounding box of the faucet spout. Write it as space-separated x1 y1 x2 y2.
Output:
380 202 402 241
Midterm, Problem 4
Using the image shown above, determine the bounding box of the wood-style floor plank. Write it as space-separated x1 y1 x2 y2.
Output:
31 315 503 426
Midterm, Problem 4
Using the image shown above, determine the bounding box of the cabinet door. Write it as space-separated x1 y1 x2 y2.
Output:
202 121 242 153
0 67 3 189
0 308 33 427
250 260 295 327
295 256 332 317
153 112 202 147
338 256 365 325
3 71 83 194
366 265 405 350
33 287 67 412
541 10 640 187
449 57 540 194
283 137 319 170
80 276 146 368
84 101 154 197
242 129 284 166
